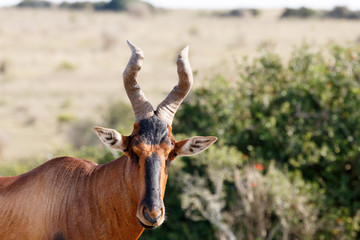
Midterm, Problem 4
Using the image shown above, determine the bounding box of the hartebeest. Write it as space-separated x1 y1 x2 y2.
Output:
0 41 217 240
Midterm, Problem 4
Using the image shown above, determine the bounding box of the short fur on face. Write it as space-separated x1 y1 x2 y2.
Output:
0 42 217 240
94 115 217 228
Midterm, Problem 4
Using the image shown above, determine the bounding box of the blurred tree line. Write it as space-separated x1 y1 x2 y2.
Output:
1 44 360 239
281 6 360 19
16 2 360 20
17 0 147 11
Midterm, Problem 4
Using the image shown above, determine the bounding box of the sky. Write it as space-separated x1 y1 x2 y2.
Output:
1 0 360 10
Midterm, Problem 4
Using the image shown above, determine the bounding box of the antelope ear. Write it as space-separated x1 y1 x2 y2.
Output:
173 136 217 157
93 126 127 152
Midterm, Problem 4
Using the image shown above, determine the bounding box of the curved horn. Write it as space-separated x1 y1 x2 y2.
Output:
155 46 193 125
123 41 154 122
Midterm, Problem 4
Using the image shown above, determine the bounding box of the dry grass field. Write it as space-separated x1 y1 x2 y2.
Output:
0 8 360 164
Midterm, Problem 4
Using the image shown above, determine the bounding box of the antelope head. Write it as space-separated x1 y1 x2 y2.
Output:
94 41 217 228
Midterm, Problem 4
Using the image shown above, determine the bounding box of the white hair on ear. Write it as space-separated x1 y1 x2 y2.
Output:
93 127 125 152
177 136 218 156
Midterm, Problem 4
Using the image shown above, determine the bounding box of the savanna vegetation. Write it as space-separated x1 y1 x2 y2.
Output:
17 0 155 12
2 2 360 239
16 1 360 20
2 44 359 239
281 6 360 19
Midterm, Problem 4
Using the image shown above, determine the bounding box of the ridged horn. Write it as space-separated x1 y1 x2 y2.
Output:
123 41 154 122
155 46 193 125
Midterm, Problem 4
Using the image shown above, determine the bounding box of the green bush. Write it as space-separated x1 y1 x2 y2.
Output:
17 0 54 8
215 8 261 18
280 7 317 18
326 6 360 19
17 0 138 12
280 6 360 20
250 8 261 17
174 44 360 239
59 1 96 10
101 0 132 11
179 147 320 240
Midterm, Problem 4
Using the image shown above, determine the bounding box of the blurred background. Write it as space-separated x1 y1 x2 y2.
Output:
0 0 360 239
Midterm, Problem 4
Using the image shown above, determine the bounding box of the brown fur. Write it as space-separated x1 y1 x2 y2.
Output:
0 42 218 239
0 156 146 240
0 125 176 240
0 121 216 240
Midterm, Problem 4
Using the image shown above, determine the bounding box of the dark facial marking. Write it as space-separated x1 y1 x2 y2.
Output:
138 219 155 229
103 131 118 145
53 232 66 240
189 139 211 153
190 144 201 149
139 115 169 145
190 144 201 153
143 153 162 211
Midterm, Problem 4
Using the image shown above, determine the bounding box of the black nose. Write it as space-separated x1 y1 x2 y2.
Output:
143 207 162 224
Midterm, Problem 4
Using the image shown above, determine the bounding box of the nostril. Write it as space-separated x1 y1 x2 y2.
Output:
153 209 162 220
143 207 162 223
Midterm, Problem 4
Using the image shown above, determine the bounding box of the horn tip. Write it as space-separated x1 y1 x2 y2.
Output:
126 40 136 50
126 40 133 46
178 45 189 59
126 40 143 54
